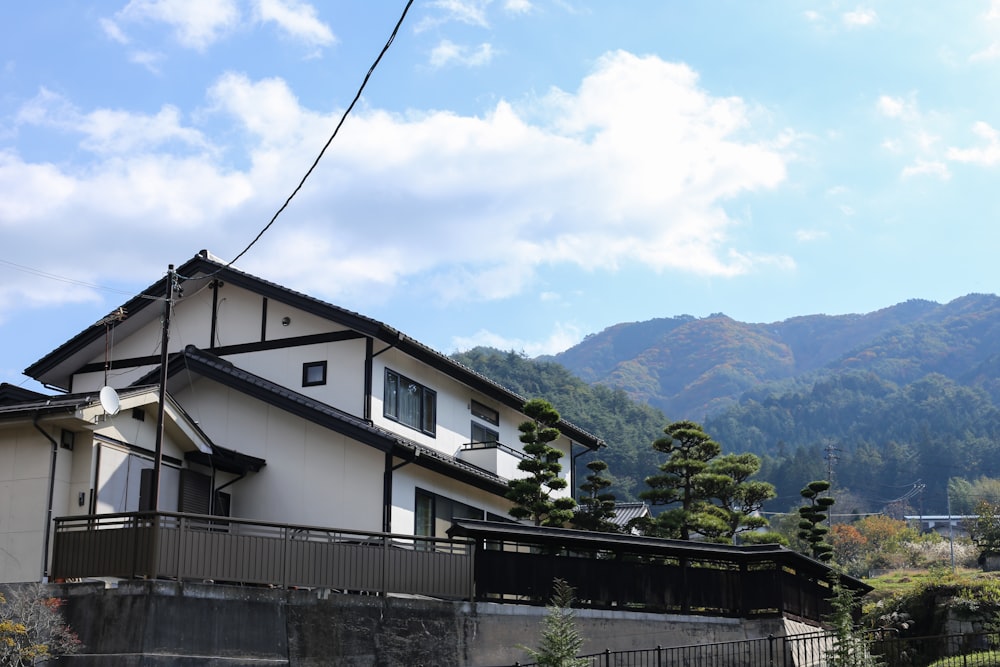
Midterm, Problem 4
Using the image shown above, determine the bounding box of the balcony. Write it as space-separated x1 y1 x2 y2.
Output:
456 440 528 478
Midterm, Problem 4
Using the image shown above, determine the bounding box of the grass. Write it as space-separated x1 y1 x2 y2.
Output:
927 650 1000 666
864 568 992 605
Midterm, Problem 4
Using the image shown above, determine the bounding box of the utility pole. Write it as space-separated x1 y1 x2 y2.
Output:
824 443 840 524
151 264 174 512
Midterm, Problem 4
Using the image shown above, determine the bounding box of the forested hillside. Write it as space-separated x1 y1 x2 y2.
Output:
457 294 1000 515
548 295 1000 420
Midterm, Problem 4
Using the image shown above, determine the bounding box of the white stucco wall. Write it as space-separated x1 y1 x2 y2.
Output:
370 349 573 495
174 378 384 531
226 337 366 418
389 463 513 535
0 422 81 584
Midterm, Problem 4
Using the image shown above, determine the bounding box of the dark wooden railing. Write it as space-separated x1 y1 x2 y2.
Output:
449 519 869 622
51 512 473 600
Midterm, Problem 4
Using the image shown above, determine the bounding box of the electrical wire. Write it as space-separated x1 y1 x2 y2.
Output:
183 0 415 280
2 1 414 294
0 258 164 301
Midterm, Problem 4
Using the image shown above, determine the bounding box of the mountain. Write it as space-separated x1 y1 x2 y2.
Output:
547 295 1000 421
459 294 1000 514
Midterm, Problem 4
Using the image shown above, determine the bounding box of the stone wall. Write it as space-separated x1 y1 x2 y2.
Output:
21 581 807 666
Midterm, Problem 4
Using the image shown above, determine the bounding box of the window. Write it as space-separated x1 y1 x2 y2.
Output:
384 369 436 435
471 421 499 445
302 360 327 387
60 429 75 451
414 488 484 538
471 399 499 425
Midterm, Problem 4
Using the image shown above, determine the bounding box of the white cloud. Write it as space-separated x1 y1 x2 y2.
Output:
877 95 907 119
17 89 210 155
421 0 491 29
970 42 1000 62
504 0 533 14
0 51 792 318
111 0 241 51
842 7 877 27
253 0 335 48
100 17 130 45
129 50 165 72
901 159 950 180
450 322 583 356
795 229 829 242
947 121 1000 166
429 40 495 68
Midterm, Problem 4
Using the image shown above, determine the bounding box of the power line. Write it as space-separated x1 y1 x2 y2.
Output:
3 1 415 294
0 258 164 300
222 0 415 271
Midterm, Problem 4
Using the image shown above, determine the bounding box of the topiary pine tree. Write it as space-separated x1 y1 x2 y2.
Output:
571 459 618 533
637 420 722 540
698 452 779 544
507 399 577 526
798 480 835 561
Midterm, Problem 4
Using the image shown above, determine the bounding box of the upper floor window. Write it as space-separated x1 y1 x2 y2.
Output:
384 369 436 436
471 421 499 445
470 399 499 426
302 361 327 387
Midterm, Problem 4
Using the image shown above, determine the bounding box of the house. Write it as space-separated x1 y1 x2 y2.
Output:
1 249 602 584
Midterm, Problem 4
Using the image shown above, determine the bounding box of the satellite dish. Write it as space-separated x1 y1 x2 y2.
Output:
99 386 121 416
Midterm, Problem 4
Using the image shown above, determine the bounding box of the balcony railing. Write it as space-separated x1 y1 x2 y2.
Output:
457 440 528 478
51 513 864 626
51 512 473 600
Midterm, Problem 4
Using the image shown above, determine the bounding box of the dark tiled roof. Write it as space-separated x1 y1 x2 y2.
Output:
609 501 651 527
0 385 154 418
25 250 602 450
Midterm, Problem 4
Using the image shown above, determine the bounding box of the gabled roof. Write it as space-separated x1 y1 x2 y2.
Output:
25 250 602 450
0 383 48 406
153 345 510 496
0 383 265 476
0 385 152 421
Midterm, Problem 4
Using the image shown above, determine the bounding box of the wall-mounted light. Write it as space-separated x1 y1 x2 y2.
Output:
282 316 291 326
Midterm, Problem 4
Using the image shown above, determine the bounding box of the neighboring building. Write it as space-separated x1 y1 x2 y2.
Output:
1 249 601 584
905 515 973 539
608 501 651 533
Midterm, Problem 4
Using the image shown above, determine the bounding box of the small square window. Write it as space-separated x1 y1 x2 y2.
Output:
60 429 75 451
302 361 328 387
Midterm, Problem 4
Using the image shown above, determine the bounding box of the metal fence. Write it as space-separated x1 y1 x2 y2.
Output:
510 630 1000 667
51 511 473 599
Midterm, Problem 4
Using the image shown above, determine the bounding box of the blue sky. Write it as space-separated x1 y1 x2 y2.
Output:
3 1 1000 391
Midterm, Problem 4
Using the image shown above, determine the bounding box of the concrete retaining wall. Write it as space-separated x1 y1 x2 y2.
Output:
21 581 808 666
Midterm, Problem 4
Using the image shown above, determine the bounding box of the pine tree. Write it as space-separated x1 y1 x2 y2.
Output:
507 399 577 526
522 579 588 667
638 421 722 539
798 480 835 561
571 459 618 532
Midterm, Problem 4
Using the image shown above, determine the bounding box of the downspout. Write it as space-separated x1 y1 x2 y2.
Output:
33 413 59 582
213 472 246 516
382 447 420 533
367 339 397 423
